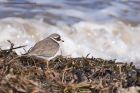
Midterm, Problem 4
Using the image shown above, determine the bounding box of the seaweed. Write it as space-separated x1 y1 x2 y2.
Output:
0 41 139 93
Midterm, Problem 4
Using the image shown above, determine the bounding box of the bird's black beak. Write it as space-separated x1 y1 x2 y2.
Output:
60 39 64 42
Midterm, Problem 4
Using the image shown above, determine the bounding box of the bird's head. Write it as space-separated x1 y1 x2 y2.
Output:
49 33 64 42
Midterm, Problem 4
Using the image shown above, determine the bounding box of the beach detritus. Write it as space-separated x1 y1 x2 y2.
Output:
0 44 139 93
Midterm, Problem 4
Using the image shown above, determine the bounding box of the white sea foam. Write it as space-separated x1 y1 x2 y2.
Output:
0 17 140 65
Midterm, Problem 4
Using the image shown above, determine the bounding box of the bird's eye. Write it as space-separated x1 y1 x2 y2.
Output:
54 36 61 41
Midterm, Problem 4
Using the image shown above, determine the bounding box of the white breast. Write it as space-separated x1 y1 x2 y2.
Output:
47 49 60 60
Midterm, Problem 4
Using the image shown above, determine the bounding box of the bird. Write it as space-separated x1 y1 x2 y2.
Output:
28 33 64 60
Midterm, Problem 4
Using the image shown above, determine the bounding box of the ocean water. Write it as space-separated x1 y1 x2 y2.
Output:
0 0 140 65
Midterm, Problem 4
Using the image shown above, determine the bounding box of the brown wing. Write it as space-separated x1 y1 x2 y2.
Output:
29 38 59 57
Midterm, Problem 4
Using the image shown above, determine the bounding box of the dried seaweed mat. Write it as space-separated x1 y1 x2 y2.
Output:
0 43 140 93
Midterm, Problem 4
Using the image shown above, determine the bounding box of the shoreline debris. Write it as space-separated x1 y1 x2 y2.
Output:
0 41 140 93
